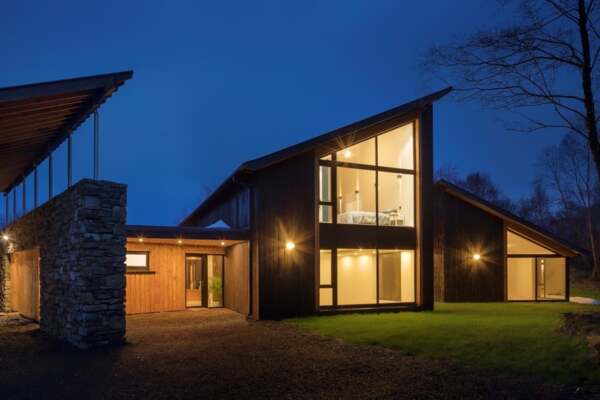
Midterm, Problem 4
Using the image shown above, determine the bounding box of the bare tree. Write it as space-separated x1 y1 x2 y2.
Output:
423 0 600 185
516 181 554 226
538 134 600 278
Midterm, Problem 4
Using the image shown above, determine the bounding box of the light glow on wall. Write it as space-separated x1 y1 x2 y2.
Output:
472 253 481 261
286 241 295 250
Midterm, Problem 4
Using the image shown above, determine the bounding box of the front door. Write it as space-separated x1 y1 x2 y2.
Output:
185 255 204 307
185 254 224 308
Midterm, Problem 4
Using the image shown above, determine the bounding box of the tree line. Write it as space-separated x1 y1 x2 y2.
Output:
437 134 600 279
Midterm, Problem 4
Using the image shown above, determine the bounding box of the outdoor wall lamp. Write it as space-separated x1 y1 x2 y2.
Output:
472 253 481 261
286 241 296 251
137 236 144 243
220 241 226 246
176 239 183 245
2 233 9 242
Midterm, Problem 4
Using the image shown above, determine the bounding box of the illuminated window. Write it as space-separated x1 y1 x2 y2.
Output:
337 168 376 225
378 249 415 303
378 172 414 227
337 248 377 305
319 166 333 223
319 250 333 307
377 123 414 170
336 138 375 165
126 252 149 271
507 231 555 255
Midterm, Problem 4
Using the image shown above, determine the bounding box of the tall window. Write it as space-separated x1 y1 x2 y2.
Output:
319 122 415 227
319 248 415 308
506 230 566 301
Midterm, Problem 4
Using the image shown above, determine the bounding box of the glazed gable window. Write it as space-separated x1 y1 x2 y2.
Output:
319 122 415 227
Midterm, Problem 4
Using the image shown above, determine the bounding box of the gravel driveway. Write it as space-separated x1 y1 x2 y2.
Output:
0 309 582 399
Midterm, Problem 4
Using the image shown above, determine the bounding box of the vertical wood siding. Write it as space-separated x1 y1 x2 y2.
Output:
125 242 225 314
224 242 250 315
253 152 317 319
434 192 505 302
9 247 40 321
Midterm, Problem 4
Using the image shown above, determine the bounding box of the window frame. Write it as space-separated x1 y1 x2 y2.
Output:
318 121 416 228
125 250 151 273
317 247 417 309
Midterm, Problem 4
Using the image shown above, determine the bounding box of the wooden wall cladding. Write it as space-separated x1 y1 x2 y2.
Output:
125 242 225 314
434 191 505 302
224 242 250 315
253 152 317 319
9 247 40 321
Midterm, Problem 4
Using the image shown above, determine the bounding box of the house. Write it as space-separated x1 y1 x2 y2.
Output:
125 87 452 319
433 180 581 302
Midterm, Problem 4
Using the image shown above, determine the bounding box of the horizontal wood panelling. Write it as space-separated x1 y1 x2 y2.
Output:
224 242 250 315
125 242 225 314
9 247 40 321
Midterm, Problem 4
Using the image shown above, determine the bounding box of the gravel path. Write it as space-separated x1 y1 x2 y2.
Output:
0 309 588 399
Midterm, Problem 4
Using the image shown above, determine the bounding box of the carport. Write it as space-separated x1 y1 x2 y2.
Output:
0 71 132 348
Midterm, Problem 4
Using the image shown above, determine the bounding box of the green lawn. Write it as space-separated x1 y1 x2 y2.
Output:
571 284 600 300
287 303 600 389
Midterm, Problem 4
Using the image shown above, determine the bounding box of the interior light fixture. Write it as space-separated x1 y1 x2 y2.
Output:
343 150 352 158
472 253 481 261
286 241 295 250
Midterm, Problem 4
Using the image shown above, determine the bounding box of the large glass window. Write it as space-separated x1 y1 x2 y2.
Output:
377 123 414 169
320 121 416 227
537 257 566 300
336 137 375 165
378 250 415 303
207 255 224 307
378 172 414 227
507 257 535 300
507 231 554 255
319 250 333 307
336 167 376 225
337 249 377 305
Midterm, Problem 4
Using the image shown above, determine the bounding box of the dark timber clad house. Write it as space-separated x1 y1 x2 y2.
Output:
0 71 585 349
175 88 451 319
434 180 581 303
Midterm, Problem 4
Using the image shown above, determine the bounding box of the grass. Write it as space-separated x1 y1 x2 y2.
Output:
571 286 600 299
287 303 600 389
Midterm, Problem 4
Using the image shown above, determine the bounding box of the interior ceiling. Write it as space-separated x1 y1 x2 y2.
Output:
0 71 133 193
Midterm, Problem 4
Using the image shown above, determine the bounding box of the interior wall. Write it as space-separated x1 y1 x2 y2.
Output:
224 242 250 315
507 257 535 300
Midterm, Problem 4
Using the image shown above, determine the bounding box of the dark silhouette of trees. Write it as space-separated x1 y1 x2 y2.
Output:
424 0 600 190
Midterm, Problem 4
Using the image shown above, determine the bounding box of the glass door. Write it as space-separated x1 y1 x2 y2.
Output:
207 256 224 307
185 255 224 308
185 256 204 307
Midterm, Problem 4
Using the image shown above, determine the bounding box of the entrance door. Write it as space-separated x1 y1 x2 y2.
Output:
185 256 204 307
185 255 224 308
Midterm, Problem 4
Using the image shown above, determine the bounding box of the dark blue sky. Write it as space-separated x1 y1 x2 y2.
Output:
2 1 566 225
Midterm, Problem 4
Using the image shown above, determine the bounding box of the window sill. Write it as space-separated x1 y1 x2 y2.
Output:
126 270 156 275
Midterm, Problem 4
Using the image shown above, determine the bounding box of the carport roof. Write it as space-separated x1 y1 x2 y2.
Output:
126 225 250 241
0 71 133 193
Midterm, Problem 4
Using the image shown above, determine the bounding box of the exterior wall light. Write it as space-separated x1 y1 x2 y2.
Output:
286 241 296 250
176 239 183 245
220 241 226 246
138 237 144 243
472 253 481 261
2 234 9 242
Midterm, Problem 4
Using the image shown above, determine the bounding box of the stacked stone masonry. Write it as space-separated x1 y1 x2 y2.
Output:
0 179 127 349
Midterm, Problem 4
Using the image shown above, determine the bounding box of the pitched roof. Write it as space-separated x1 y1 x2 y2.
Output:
0 71 133 192
435 179 584 257
181 87 452 226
